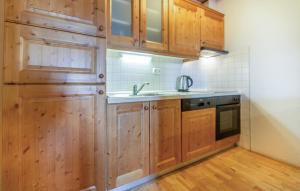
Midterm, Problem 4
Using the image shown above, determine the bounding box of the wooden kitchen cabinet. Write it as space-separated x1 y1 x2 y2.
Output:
4 0 106 37
107 0 140 48
182 108 216 162
150 100 181 173
140 0 169 51
2 85 106 191
169 0 201 57
108 0 168 52
4 23 106 84
107 102 150 189
200 9 224 50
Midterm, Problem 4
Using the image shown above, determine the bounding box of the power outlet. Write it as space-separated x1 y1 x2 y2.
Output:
152 68 161 75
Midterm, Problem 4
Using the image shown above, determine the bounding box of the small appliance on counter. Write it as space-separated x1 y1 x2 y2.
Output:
176 75 193 92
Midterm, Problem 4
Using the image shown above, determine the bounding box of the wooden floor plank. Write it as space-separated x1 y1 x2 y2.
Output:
133 147 300 191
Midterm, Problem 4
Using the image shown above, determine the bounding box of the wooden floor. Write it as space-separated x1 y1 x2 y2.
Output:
133 147 300 191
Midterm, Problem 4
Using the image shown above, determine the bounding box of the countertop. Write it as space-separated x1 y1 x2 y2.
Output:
107 90 241 104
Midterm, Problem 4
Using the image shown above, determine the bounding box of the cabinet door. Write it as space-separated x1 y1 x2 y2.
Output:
140 0 168 52
150 100 181 173
107 0 140 48
169 0 201 57
4 23 106 84
2 85 106 191
182 108 216 162
201 9 224 50
107 102 150 189
5 0 106 37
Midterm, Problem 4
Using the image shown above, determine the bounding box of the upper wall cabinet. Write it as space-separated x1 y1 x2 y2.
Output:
107 0 168 52
4 23 106 84
200 9 224 50
107 0 140 48
169 0 201 58
4 0 106 37
140 0 168 51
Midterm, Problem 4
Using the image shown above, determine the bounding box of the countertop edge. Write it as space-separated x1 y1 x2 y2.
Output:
107 92 242 104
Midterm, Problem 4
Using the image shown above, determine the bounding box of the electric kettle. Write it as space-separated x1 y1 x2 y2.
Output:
176 75 193 92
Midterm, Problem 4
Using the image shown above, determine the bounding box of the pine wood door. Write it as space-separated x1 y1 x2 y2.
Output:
140 0 169 52
150 100 181 173
201 9 224 50
169 0 201 57
107 0 140 49
4 23 106 84
4 0 106 37
107 102 150 189
182 108 216 162
2 85 106 191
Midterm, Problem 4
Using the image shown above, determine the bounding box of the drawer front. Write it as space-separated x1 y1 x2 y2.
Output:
4 23 106 84
5 0 106 37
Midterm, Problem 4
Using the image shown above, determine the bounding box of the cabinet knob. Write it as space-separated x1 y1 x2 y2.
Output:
152 105 157 110
99 73 105 79
144 106 149 111
98 90 104 95
99 25 104 31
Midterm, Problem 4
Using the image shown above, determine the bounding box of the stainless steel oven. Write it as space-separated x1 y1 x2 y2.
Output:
216 95 241 140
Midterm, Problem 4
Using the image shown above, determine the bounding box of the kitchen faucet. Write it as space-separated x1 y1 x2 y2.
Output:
132 82 150 95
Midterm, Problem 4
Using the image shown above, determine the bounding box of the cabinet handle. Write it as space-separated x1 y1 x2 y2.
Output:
99 25 104 31
152 105 157 110
144 106 149 111
98 90 104 95
99 73 105 79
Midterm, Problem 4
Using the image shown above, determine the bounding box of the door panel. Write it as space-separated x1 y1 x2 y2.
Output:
182 108 216 162
4 23 106 84
107 0 140 48
107 102 150 189
5 0 105 37
201 10 224 50
140 0 168 51
2 85 105 191
150 100 181 173
169 0 201 57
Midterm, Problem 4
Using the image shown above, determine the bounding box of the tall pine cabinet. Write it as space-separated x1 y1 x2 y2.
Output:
1 0 107 191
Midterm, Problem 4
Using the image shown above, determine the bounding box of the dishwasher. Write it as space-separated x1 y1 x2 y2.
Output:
181 97 216 161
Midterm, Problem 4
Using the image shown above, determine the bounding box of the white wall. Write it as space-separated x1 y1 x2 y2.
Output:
215 0 300 166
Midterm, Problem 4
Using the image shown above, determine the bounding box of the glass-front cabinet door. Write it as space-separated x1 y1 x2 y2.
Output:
140 0 169 51
108 0 140 48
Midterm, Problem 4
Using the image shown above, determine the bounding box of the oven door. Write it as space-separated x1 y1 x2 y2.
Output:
216 104 241 140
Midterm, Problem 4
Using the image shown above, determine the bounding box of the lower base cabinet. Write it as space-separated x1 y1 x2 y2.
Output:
150 100 181 173
182 108 216 162
107 100 181 189
107 102 150 189
2 85 106 191
107 101 237 189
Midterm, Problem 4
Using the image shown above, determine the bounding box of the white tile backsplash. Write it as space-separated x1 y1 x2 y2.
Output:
107 48 251 149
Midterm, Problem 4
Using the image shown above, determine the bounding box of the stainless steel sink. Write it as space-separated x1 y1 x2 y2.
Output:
135 93 165 96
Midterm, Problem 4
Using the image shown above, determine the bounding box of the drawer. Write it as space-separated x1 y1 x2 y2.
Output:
4 23 106 84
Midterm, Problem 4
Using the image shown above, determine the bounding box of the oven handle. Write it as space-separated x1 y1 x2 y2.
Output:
217 104 240 109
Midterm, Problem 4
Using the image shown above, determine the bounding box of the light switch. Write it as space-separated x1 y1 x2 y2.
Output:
152 68 161 75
